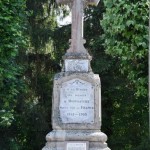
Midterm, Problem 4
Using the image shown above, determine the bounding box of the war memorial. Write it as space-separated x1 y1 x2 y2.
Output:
42 0 110 149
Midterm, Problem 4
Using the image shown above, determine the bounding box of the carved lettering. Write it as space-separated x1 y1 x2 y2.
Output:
59 79 94 123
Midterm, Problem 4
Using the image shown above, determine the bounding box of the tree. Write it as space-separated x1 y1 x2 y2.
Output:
0 0 28 149
13 0 60 149
0 0 61 149
101 0 148 98
101 0 149 149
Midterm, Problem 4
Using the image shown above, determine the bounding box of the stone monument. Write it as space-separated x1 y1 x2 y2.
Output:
42 0 110 149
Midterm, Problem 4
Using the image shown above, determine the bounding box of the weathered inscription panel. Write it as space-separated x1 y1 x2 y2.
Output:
65 59 88 72
59 78 94 123
66 142 88 150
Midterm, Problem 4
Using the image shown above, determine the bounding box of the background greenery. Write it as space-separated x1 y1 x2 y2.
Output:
0 0 149 149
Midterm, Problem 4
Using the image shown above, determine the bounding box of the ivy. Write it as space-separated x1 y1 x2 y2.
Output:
101 0 148 97
101 1 149 149
0 0 28 127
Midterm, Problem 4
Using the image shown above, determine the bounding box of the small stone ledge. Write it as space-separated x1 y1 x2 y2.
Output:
46 130 107 143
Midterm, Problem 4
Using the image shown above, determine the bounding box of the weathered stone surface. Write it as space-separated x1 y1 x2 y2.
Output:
46 130 107 142
65 141 89 150
59 78 94 123
65 59 89 72
62 53 92 60
52 72 101 130
42 141 110 150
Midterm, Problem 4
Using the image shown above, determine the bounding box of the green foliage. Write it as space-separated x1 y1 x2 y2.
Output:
101 0 149 149
0 0 29 149
0 0 149 149
135 137 150 150
84 2 115 138
26 0 57 54
0 0 60 149
11 1 61 149
101 0 149 97
0 0 27 127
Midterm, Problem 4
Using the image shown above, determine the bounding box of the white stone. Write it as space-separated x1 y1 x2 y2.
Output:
59 78 94 123
46 130 107 142
65 59 89 72
52 73 101 130
66 142 88 150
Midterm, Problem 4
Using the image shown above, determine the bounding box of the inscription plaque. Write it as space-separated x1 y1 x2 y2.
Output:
59 78 94 123
66 142 88 150
65 59 88 72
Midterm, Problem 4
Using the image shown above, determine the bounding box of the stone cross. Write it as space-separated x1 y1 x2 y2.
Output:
57 0 100 54
42 1 110 149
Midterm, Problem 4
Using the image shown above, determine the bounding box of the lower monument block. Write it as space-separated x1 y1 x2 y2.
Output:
43 142 110 150
42 130 110 150
42 72 110 149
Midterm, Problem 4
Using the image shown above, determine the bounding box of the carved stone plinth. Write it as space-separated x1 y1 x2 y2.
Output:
42 130 110 150
42 71 110 149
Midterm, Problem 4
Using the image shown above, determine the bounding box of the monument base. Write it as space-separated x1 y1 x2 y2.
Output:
42 130 110 150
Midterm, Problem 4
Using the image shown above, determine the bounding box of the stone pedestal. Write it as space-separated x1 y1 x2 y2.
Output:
43 130 110 150
42 61 110 149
